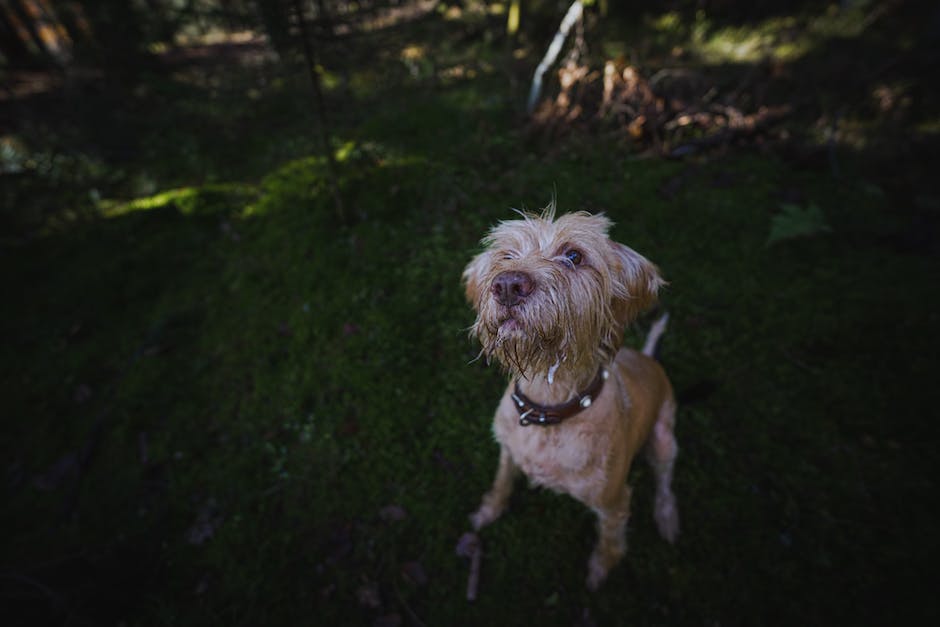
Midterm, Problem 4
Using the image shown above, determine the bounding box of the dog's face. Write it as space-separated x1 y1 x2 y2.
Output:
463 209 663 378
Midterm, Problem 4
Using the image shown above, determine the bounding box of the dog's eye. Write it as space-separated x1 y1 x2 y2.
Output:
565 249 583 266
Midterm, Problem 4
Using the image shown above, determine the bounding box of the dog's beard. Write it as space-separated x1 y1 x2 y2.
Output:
473 299 613 380
478 314 562 379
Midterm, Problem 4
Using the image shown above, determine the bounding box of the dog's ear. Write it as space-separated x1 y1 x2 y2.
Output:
462 252 488 311
609 241 664 328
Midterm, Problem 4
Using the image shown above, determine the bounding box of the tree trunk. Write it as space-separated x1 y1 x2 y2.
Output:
292 0 345 221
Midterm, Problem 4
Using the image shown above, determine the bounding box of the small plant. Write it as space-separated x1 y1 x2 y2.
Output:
767 201 831 246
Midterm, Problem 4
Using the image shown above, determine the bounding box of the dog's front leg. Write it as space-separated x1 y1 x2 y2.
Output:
587 484 632 590
470 445 518 530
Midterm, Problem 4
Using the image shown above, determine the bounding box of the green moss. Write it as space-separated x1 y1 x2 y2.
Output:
106 183 259 218
637 4 876 64
2 8 937 626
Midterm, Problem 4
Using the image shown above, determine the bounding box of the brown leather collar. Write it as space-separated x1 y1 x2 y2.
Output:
511 367 608 427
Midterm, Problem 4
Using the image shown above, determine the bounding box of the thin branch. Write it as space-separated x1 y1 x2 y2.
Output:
527 1 584 114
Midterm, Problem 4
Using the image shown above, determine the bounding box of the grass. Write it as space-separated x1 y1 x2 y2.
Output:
2 5 939 626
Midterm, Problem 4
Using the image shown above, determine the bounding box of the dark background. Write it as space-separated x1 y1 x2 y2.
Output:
2 1 938 625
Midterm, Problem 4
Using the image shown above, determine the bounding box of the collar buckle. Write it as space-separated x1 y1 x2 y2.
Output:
513 367 607 428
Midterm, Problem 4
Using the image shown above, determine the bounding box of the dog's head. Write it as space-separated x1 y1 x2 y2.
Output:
463 207 663 378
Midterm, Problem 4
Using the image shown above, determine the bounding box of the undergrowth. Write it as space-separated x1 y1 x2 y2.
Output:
2 5 938 626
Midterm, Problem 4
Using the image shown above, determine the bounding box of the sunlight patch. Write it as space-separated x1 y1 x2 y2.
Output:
105 184 256 219
647 5 874 65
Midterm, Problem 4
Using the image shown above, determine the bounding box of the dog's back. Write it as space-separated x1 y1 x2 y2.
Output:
611 347 675 464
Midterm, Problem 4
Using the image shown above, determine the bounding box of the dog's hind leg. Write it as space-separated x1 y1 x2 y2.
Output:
647 396 679 543
470 446 518 530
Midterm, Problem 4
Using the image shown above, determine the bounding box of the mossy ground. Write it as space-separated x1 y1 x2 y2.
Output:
2 6 938 626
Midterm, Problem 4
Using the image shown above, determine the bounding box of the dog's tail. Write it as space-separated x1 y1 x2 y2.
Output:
642 312 670 358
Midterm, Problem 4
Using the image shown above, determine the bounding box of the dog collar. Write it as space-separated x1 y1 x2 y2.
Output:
511 367 608 427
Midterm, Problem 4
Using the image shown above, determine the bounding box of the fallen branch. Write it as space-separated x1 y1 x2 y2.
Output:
527 1 584 114
667 105 791 158
455 531 482 601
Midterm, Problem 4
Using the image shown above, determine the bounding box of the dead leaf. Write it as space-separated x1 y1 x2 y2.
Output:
373 614 401 627
379 504 407 522
72 384 92 404
356 581 381 609
401 560 428 587
185 498 223 545
33 452 79 490
455 531 479 558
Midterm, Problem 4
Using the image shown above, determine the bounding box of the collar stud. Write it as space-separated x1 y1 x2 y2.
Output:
512 367 607 427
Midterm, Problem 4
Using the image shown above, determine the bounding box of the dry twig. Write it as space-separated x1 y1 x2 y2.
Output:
455 531 482 601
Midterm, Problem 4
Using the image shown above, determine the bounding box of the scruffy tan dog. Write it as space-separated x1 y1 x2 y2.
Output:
463 206 679 589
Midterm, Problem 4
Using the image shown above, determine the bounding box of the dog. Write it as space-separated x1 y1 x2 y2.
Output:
462 206 679 589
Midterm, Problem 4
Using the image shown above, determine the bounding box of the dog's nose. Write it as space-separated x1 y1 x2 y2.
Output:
491 271 534 307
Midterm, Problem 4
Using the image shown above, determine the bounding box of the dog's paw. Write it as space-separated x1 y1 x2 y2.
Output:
586 552 609 591
469 504 497 531
654 491 680 544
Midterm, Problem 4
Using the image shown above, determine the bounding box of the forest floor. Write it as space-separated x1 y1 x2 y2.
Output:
2 4 939 626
